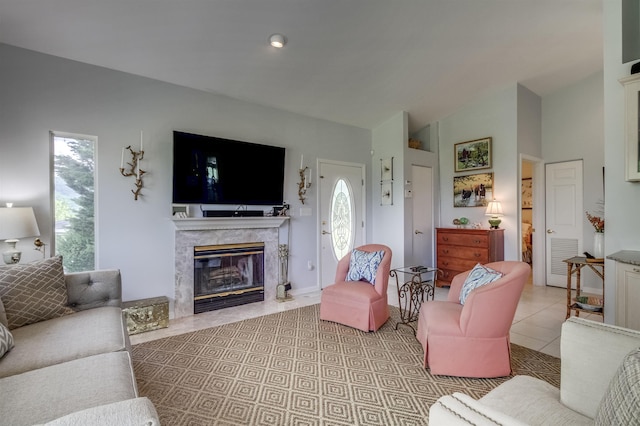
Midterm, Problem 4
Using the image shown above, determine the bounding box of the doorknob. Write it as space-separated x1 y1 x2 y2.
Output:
546 229 554 234
322 230 331 235
415 230 423 234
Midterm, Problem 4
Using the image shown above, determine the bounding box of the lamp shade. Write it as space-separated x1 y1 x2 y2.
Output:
0 207 40 240
485 200 503 217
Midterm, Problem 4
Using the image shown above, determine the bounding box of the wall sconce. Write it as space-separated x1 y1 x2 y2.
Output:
120 131 146 200
485 199 504 229
0 204 41 264
298 155 312 204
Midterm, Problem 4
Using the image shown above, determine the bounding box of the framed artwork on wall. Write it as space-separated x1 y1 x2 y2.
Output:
381 182 393 205
453 173 493 207
522 178 532 208
381 157 394 181
454 137 492 172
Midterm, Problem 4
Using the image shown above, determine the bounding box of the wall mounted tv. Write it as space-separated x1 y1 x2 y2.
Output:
172 131 286 206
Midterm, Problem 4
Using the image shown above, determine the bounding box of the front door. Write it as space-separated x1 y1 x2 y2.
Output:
318 160 365 289
545 160 583 287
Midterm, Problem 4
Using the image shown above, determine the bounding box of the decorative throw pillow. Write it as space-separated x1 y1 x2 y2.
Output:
0 256 74 330
346 249 385 285
459 263 503 305
594 347 640 425
0 322 14 358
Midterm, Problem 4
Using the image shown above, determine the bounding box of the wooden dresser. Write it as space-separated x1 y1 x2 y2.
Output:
436 228 505 286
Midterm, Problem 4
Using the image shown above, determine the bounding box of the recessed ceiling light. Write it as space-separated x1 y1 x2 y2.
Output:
269 34 286 48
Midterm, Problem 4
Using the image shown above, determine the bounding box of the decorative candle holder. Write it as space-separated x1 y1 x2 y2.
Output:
298 167 312 204
119 145 145 200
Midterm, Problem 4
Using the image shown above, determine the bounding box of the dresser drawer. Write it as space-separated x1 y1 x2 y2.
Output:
437 255 482 272
438 246 488 262
437 232 488 248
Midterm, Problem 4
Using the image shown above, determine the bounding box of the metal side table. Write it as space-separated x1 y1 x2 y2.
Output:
389 266 439 334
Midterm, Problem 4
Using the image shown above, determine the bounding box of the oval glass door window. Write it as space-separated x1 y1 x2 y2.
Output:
330 178 354 260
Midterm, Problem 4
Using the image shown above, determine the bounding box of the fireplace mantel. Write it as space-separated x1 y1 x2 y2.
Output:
172 216 289 231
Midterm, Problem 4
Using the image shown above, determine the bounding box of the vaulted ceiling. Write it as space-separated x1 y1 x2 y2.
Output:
0 0 603 132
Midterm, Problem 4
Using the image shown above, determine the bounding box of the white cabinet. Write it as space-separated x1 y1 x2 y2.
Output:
615 261 640 331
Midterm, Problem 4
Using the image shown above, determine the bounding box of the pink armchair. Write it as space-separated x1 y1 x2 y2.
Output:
319 244 392 332
416 261 531 378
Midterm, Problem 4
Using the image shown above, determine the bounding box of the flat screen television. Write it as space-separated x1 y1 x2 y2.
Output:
172 131 286 206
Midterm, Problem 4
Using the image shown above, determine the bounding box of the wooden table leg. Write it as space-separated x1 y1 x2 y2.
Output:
566 262 573 319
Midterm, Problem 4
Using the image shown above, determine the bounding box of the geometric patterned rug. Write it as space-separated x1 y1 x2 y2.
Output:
132 304 560 425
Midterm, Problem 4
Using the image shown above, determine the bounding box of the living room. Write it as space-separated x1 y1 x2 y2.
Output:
2 1 640 424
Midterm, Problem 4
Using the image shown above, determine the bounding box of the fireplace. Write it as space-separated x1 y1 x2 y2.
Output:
193 242 265 313
173 216 288 319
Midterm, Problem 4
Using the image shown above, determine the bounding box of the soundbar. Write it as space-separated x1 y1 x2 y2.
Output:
203 210 264 218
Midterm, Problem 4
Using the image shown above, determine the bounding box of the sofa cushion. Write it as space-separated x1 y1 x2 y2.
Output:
34 398 159 426
0 351 138 426
0 297 8 327
0 306 129 379
346 248 385 284
594 347 640 425
479 375 591 424
0 256 74 329
459 263 503 305
0 322 14 358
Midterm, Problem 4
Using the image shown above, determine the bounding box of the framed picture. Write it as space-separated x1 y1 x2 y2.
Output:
453 173 493 207
381 181 393 205
381 157 393 181
522 178 532 208
454 137 492 172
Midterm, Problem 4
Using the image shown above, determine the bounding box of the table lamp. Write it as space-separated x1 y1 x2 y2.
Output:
0 205 41 264
485 200 503 229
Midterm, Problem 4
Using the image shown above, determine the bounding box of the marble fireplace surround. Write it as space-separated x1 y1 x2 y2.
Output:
173 217 289 319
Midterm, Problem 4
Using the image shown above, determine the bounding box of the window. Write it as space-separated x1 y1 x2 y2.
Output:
330 178 354 260
51 132 96 272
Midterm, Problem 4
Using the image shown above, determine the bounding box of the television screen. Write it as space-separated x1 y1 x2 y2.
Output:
172 131 286 206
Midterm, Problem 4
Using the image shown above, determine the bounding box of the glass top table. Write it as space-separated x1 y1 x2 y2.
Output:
389 266 439 334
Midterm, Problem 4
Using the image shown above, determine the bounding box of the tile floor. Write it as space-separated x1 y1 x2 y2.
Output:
130 275 603 358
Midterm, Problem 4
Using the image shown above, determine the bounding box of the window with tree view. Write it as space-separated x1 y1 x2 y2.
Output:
52 132 96 272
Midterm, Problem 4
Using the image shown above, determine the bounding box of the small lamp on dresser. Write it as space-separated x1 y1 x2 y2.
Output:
485 200 503 229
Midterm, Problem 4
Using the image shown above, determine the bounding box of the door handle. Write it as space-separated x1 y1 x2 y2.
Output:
415 230 423 234
546 229 554 234
322 230 331 235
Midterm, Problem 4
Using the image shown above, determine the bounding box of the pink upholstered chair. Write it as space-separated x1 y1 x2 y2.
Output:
319 244 392 332
416 261 531 378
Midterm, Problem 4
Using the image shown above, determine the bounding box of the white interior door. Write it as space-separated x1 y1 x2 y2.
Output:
411 165 433 267
318 160 365 289
545 160 583 287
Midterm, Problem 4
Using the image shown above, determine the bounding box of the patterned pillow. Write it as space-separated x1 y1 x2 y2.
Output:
346 249 385 285
459 263 503 305
0 322 14 358
595 347 640 425
0 256 74 329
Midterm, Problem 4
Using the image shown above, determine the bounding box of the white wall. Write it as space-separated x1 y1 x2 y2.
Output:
437 85 520 259
0 43 372 309
603 0 640 324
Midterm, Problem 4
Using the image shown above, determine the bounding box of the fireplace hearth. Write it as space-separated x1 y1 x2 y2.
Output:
194 242 264 313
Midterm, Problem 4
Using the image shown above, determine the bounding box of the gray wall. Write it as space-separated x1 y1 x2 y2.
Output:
0 43 372 308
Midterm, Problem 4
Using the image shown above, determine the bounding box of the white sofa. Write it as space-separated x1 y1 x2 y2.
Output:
0 256 160 425
429 317 640 425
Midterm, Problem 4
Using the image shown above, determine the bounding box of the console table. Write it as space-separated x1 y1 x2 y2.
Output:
563 256 604 320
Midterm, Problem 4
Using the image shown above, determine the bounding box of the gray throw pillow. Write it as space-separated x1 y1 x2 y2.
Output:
594 347 640 425
0 256 74 329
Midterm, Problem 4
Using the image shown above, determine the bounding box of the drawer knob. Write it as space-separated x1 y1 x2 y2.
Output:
474 253 481 257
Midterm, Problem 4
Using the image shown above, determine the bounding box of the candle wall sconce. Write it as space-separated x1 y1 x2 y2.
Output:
298 155 312 204
119 132 146 200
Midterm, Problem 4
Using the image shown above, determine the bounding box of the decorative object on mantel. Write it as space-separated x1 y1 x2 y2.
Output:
586 210 605 258
119 131 146 200
298 155 312 204
277 244 292 301
485 199 503 229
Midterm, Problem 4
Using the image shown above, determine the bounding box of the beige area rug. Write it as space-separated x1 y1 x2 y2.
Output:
132 304 560 425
